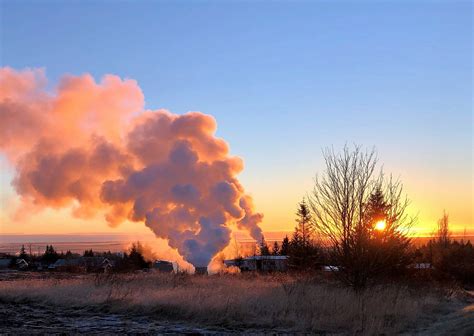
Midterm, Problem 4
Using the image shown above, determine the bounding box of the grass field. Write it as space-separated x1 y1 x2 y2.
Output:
1 272 473 334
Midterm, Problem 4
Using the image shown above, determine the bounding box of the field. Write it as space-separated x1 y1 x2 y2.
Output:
0 271 473 335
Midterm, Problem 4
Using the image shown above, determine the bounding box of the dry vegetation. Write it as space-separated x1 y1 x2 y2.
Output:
0 272 470 334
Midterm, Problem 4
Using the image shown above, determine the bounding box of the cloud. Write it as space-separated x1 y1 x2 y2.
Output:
0 67 263 267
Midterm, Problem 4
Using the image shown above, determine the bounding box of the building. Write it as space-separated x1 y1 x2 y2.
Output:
224 255 289 272
0 259 12 269
50 257 115 272
195 266 208 275
323 265 340 272
82 256 116 272
15 258 29 270
153 260 174 273
412 263 432 269
50 258 84 271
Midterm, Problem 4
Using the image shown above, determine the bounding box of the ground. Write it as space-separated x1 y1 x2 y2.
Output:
0 271 472 335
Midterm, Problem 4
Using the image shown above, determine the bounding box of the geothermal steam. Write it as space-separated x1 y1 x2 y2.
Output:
0 67 263 267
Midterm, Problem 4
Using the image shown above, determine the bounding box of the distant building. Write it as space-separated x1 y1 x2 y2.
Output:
102 258 114 272
195 266 208 275
50 258 81 271
0 259 12 269
153 260 174 273
412 263 432 269
82 256 116 272
224 255 288 272
323 265 339 272
15 258 29 270
50 257 115 272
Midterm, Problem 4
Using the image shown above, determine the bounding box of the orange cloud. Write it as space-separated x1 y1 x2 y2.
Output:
0 67 263 268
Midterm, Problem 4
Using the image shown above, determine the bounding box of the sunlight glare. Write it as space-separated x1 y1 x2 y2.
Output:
375 220 386 231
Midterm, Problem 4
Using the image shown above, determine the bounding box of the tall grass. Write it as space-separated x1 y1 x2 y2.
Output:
0 272 458 334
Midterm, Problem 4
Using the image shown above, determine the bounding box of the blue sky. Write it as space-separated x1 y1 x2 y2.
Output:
1 0 472 233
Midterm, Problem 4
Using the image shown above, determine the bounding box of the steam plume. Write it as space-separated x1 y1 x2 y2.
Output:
0 67 263 267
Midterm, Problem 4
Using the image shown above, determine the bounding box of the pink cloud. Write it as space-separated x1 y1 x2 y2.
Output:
0 67 262 267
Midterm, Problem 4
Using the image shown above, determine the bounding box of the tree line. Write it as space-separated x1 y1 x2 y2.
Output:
9 242 152 272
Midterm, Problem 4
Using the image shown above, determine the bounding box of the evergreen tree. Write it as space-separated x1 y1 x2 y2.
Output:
19 244 28 260
287 199 321 271
295 199 312 247
358 186 412 282
123 242 150 270
288 226 319 271
259 236 271 256
280 236 290 256
42 245 59 264
83 249 94 257
365 185 390 226
272 241 280 255
291 229 302 248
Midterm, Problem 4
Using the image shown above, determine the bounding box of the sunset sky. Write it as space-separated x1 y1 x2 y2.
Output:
1 1 472 237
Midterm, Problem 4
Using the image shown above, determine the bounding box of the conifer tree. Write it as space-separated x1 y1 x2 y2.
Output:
272 241 280 255
365 186 389 224
19 244 28 260
295 199 312 247
280 236 290 256
42 245 59 264
83 249 94 257
259 236 270 256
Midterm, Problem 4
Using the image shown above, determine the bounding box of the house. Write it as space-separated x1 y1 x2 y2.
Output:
50 257 114 272
0 259 12 269
15 258 29 270
101 258 114 272
323 265 340 272
51 258 84 271
32 261 44 271
412 263 432 270
195 266 208 275
224 255 289 272
153 260 174 273
82 256 114 272
51 259 67 269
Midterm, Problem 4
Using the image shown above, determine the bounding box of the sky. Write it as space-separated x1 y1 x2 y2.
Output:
0 0 472 237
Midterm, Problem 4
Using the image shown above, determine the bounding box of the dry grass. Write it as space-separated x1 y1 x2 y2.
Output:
0 272 462 334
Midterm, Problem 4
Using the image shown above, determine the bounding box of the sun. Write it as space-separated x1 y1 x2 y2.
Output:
375 220 386 231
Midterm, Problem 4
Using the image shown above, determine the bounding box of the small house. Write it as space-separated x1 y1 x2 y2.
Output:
0 259 12 269
224 255 288 272
101 258 114 272
153 260 174 273
15 258 29 270
412 263 432 270
323 265 340 272
51 258 83 271
195 266 208 275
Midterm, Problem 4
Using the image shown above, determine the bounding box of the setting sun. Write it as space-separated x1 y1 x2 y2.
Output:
375 220 386 231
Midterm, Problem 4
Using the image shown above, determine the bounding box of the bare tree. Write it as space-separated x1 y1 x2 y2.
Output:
308 145 414 289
